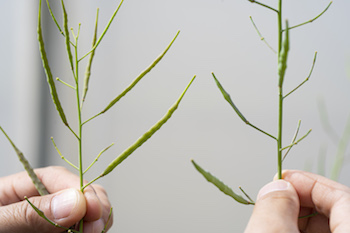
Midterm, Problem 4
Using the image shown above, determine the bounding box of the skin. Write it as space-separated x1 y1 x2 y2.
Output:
0 166 113 233
245 170 350 233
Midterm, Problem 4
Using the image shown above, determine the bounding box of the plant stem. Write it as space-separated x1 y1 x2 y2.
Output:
72 28 84 233
277 0 283 179
76 44 84 233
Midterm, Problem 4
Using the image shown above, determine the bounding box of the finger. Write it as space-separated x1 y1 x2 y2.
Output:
0 166 81 205
281 170 350 233
244 180 299 233
0 188 86 233
83 184 113 233
299 208 331 233
83 185 103 221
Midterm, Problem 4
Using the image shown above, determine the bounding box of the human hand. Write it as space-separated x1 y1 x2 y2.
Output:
0 166 113 233
244 170 350 233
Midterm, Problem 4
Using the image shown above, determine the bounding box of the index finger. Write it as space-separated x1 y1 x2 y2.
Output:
0 166 85 205
281 170 350 232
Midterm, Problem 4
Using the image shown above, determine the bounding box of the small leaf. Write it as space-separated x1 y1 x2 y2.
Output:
191 160 253 205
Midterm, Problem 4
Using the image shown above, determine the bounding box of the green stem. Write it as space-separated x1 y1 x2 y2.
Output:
286 2 332 31
284 51 317 99
51 137 79 170
79 0 125 62
277 0 283 180
250 16 276 54
56 77 75 89
72 33 83 191
72 27 84 233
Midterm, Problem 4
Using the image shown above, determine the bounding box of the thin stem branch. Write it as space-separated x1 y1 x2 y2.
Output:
102 207 113 233
247 0 279 13
284 52 317 99
250 16 277 54
51 137 79 170
282 120 301 161
83 175 103 190
67 126 79 140
84 143 115 174
239 186 255 204
56 77 75 89
79 0 125 62
247 122 277 140
281 129 312 151
286 2 332 31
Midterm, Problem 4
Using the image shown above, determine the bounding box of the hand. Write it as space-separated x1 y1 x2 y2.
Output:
244 170 350 233
0 166 113 233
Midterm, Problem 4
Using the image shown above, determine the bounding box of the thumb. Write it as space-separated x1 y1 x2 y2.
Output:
244 180 300 233
0 188 86 233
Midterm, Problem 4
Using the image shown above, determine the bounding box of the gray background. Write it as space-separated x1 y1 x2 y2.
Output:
1 0 350 232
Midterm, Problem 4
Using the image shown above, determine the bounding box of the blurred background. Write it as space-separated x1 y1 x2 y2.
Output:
1 0 350 232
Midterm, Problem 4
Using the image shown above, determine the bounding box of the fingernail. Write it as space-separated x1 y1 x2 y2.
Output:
52 189 79 219
257 180 290 200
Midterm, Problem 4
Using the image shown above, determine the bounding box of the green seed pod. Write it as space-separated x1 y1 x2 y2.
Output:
101 75 195 177
278 20 289 87
61 0 74 72
38 0 69 127
0 126 49 196
191 160 253 205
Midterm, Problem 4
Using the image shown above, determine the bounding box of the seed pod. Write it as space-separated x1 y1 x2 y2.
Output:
0 126 49 196
38 0 69 127
101 75 195 177
61 0 74 72
191 160 253 205
82 8 99 103
278 20 289 87
100 31 181 115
